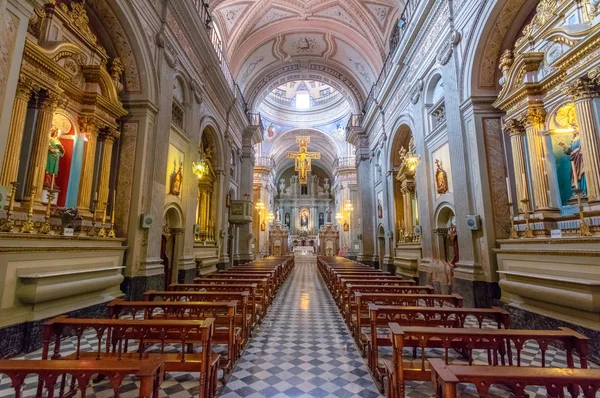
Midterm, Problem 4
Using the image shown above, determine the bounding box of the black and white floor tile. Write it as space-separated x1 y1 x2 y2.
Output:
0 255 597 397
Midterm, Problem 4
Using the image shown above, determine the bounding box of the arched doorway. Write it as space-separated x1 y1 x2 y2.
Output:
432 205 457 293
377 225 386 270
162 205 184 287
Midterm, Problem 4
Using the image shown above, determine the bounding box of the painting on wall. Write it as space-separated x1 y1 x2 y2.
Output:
550 103 586 206
431 143 453 198
166 144 185 197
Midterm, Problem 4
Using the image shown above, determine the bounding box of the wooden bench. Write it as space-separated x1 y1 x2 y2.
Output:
170 283 259 327
351 292 464 337
206 272 276 297
42 316 217 398
0 357 166 398
143 290 250 344
429 358 600 398
333 276 415 302
387 324 589 398
365 305 511 389
341 284 435 319
193 277 271 316
107 299 240 376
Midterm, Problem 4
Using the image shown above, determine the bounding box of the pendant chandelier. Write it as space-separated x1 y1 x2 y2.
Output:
193 145 210 178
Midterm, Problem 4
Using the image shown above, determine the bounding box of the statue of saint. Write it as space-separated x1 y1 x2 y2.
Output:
285 212 290 227
377 199 383 219
301 211 308 227
435 159 449 194
170 161 183 196
559 126 586 194
45 127 65 188
276 208 281 222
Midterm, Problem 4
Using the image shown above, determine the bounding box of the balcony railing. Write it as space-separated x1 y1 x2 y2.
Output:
247 112 265 133
345 113 364 131
362 0 417 115
192 0 248 112
255 155 275 169
265 91 344 108
333 157 354 170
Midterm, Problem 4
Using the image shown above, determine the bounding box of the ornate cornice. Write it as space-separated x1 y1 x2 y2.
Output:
562 78 598 101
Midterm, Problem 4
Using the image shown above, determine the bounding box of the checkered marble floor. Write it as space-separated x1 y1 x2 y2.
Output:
1 256 597 397
219 255 383 398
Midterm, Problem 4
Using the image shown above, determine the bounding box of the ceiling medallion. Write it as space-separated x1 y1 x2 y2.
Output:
292 37 319 53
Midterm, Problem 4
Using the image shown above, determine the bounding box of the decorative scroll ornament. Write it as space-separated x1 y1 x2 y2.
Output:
60 0 98 45
190 79 204 104
435 159 449 194
410 79 424 104
437 40 453 66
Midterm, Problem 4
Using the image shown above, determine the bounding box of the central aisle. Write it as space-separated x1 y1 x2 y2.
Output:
219 255 384 398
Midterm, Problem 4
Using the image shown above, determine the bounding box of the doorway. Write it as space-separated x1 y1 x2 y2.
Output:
162 206 184 287
377 225 386 270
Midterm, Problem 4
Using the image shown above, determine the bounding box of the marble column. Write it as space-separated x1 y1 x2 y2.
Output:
356 146 376 266
76 117 99 210
23 91 62 205
521 107 551 210
565 78 600 202
237 141 255 263
503 118 528 210
0 77 34 188
96 127 120 214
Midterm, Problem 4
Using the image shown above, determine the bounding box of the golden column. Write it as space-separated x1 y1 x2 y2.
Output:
96 127 119 214
565 78 600 202
520 107 550 210
400 180 415 232
503 118 528 211
23 91 63 205
76 116 99 210
0 76 35 188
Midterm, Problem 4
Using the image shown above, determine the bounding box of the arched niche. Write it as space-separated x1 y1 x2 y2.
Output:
162 203 184 287
389 123 417 240
434 204 458 264
377 224 386 270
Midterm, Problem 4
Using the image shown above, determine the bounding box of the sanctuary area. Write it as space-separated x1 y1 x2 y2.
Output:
0 0 599 397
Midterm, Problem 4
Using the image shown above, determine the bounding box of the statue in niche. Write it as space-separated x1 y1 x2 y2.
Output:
276 207 281 222
435 159 449 194
285 212 290 228
170 161 183 196
559 125 586 195
279 178 286 193
45 127 65 188
319 212 324 228
377 199 383 219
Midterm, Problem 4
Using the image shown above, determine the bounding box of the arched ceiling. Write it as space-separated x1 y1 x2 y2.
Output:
208 0 402 109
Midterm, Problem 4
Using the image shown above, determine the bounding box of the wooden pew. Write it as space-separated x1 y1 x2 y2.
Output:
334 277 415 303
429 358 600 398
365 305 510 389
1 357 166 398
193 277 271 316
143 290 250 345
170 283 259 327
206 272 276 297
351 292 464 337
42 316 217 398
387 324 589 398
341 284 435 319
108 299 239 376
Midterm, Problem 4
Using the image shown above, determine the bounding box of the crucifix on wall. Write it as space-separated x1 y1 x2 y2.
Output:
286 136 320 185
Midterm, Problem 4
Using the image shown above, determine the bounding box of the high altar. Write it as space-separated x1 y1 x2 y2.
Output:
277 173 332 248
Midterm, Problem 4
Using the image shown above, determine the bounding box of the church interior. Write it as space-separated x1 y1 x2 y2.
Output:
0 0 600 396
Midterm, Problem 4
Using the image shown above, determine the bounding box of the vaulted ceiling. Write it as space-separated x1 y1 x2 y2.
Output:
209 0 402 111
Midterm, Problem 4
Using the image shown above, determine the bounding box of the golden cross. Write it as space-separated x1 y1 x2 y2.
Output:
286 136 321 185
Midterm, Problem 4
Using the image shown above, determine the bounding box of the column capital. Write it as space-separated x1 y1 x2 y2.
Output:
400 179 416 194
520 107 546 128
78 115 98 134
502 118 525 137
99 126 120 142
563 78 598 102
15 75 36 101
38 91 65 112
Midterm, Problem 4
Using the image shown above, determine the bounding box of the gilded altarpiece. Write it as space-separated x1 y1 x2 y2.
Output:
493 0 600 331
0 1 128 354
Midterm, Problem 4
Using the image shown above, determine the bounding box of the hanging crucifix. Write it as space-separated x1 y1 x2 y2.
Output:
286 136 320 185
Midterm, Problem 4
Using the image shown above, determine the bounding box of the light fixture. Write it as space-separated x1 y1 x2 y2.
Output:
255 199 265 213
344 200 353 215
193 145 210 178
335 212 343 222
399 137 421 173
267 212 275 223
